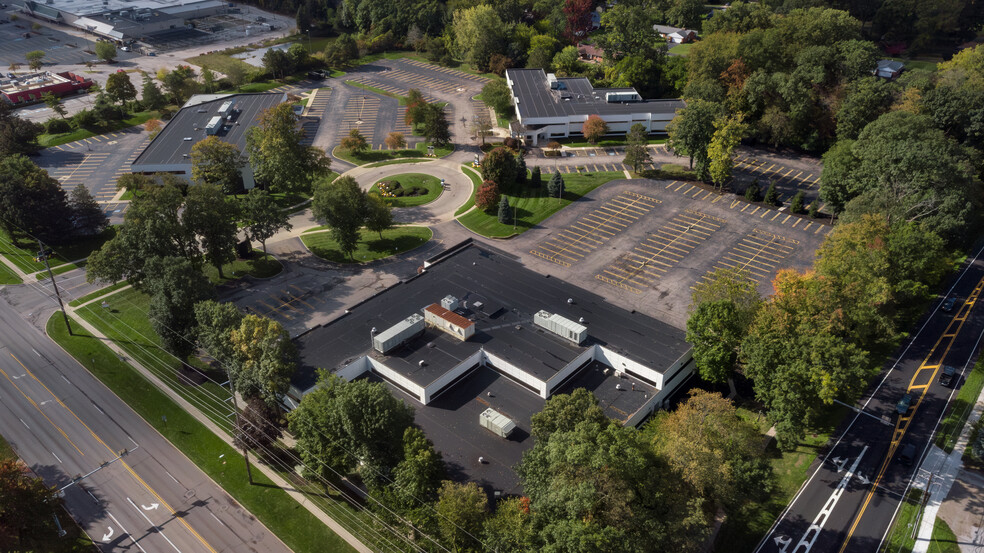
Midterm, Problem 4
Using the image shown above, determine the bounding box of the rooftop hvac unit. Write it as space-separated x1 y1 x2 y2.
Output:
534 310 588 345
480 408 516 438
217 100 234 116
373 313 425 354
440 295 459 311
605 91 641 103
204 115 223 135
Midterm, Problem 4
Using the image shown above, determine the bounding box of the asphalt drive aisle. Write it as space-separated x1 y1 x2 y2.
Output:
755 246 984 553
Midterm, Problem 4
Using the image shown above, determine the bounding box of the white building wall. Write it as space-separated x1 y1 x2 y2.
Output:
335 356 370 381
367 357 426 403
423 349 483 403
594 346 664 389
545 347 596 395
483 350 548 397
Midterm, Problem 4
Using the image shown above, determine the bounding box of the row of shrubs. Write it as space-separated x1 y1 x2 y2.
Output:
376 181 426 198
743 178 820 217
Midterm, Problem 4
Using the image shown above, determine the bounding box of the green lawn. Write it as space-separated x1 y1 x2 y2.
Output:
0 261 22 285
888 57 941 72
35 262 83 280
39 111 161 148
552 136 666 148
936 357 984 452
301 226 432 263
365 159 431 168
457 171 623 238
455 166 483 216
203 252 283 285
47 314 359 553
68 280 130 307
929 517 961 553
0 227 115 274
344 80 405 103
716 405 848 552
333 142 454 165
669 43 695 56
186 52 258 78
370 173 442 207
881 489 924 553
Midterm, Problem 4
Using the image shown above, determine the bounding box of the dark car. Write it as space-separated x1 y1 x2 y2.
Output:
939 365 957 387
307 70 323 79
896 393 913 414
899 443 917 466
942 297 957 312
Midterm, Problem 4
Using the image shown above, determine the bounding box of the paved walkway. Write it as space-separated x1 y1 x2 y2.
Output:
912 383 984 552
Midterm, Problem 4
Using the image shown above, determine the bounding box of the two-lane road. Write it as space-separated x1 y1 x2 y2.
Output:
0 301 291 553
757 246 984 553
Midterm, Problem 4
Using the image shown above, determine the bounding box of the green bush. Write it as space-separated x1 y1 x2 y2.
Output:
764 180 780 206
790 191 805 214
44 118 71 134
744 179 761 202
808 200 820 218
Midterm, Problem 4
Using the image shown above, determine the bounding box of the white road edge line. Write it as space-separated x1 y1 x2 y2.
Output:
126 496 182 553
52 451 62 463
794 447 868 553
107 511 148 553
164 470 179 484
753 241 984 553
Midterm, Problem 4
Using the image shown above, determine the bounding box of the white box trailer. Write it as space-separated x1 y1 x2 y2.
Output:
479 408 516 438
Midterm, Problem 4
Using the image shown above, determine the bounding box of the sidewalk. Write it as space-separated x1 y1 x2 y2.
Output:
911 385 984 552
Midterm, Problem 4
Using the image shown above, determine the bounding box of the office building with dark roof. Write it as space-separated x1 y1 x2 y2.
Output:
292 241 694 493
505 68 685 145
130 92 286 188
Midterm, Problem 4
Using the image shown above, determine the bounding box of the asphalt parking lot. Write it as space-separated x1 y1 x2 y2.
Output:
530 191 660 267
0 22 138 66
239 283 331 324
500 178 831 329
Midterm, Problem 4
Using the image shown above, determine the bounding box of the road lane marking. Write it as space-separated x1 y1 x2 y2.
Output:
0 362 84 455
107 511 147 553
793 447 868 553
127 497 182 553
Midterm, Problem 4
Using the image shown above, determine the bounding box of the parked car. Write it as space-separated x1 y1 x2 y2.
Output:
147 51 156 56
939 365 957 387
942 296 957 312
899 443 916 466
307 70 324 79
896 393 912 414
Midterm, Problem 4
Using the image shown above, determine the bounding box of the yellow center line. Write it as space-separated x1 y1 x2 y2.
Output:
0 361 84 455
838 276 984 553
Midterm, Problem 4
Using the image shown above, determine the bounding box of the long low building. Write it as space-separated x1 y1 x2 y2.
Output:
131 92 287 188
505 68 685 145
292 241 694 494
1 71 93 105
12 0 226 41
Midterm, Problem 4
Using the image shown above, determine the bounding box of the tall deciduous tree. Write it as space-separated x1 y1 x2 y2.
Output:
386 427 444 510
191 136 245 194
451 5 506 70
0 459 62 547
194 299 243 368
384 132 406 150
481 147 519 191
340 128 369 153
183 183 239 279
0 155 72 246
41 92 67 118
25 50 44 71
364 192 393 239
563 0 594 44
481 79 513 118
105 71 137 106
666 99 723 179
311 176 368 259
235 396 283 455
582 115 608 145
707 114 747 189
144 256 215 360
0 102 42 157
94 41 116 62
68 184 108 237
422 103 451 147
228 314 296 406
241 188 292 254
435 481 488 552
246 103 331 194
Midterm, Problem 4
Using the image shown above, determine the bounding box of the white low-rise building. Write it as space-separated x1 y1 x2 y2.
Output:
505 68 684 146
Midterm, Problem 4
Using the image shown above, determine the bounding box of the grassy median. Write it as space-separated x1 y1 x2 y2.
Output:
301 226 432 263
936 357 984 452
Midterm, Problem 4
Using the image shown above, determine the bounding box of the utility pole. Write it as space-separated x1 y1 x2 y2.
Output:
226 380 253 484
36 241 71 335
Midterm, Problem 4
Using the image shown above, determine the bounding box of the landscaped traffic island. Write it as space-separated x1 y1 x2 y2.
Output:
300 225 433 263
369 173 443 207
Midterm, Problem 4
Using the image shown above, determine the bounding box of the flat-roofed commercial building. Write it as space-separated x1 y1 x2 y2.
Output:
130 92 286 188
0 71 93 104
505 68 685 145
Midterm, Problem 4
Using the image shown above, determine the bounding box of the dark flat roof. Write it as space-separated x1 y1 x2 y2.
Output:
294 243 690 393
506 68 684 120
132 93 285 168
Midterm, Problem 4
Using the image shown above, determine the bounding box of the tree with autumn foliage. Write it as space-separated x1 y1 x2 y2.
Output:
475 181 500 212
0 459 62 547
563 0 594 45
582 114 609 144
405 88 428 127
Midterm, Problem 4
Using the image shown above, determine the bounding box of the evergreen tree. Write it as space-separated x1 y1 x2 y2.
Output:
808 200 820 219
531 166 542 188
497 196 512 224
68 184 108 237
791 191 805 214
141 75 166 111
764 180 780 206
744 179 760 202
547 172 565 198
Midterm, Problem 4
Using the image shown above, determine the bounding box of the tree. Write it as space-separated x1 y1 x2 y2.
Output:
597 3 661 60
405 88 429 127
41 92 67 118
340 128 369 153
0 155 72 246
246 103 331 194
235 396 283 455
25 50 44 71
497 196 513 224
287 43 308 70
241 188 292 255
626 123 648 146
686 301 746 384
364 192 394 239
818 139 859 214
68 184 108 237
530 166 542 188
140 75 166 111
707 114 747 189
648 390 769 507
86 185 199 286
191 136 244 194
475 181 500 212
451 5 506 69
226 63 247 91
666 100 723 179
144 256 215 360
263 48 295 80
582 115 608 145
563 0 594 44
94 41 116 63
435 481 488 553
481 79 513 118
527 34 559 70
422 104 451 147
0 459 62 547
228 314 297 406
623 144 651 173
473 116 493 145
547 172 565 199
387 427 444 510
744 180 761 202
764 181 780 206
791 191 806 214
324 34 359 68
288 373 415 484
116 172 154 193
311 176 368 259
835 77 897 140
482 497 535 553
667 0 707 29
530 388 607 442
161 65 199 105
201 67 216 93
481 147 519 191
384 132 406 150
552 45 582 75
0 103 42 157
194 299 243 368
183 184 239 279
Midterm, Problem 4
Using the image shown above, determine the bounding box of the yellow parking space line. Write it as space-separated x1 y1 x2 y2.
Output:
760 209 771 218
741 204 751 212
770 212 781 221
781 214 791 224
666 180 678 189
675 183 690 192
815 225 826 234
803 222 813 231
791 218 803 228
